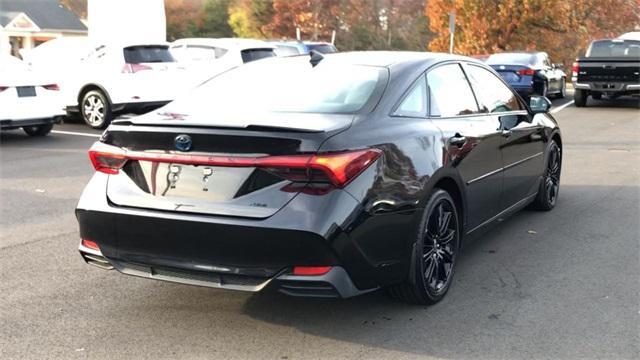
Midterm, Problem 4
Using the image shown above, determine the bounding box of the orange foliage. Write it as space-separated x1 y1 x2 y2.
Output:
426 0 640 65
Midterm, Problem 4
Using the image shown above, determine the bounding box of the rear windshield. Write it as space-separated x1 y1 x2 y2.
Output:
240 49 276 63
170 57 385 114
586 40 640 58
123 46 174 63
275 45 301 56
307 44 337 54
486 53 535 65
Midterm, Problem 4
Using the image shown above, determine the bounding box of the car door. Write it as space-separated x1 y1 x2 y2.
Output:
426 62 504 231
540 53 560 92
465 64 546 210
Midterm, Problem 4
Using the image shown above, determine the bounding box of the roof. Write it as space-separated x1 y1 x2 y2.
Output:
171 38 275 50
0 0 86 31
324 51 470 68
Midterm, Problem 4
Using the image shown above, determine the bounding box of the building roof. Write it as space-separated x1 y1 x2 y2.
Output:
0 0 87 32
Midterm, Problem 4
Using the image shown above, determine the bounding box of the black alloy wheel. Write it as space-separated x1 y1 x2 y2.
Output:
531 140 561 210
389 189 460 305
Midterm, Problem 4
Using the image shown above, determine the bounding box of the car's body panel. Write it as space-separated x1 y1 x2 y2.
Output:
488 52 566 98
76 52 561 297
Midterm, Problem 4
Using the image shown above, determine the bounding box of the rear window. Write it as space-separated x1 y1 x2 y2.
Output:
170 57 385 114
486 53 535 66
586 40 640 58
307 44 337 54
241 48 276 63
123 46 174 63
275 45 301 56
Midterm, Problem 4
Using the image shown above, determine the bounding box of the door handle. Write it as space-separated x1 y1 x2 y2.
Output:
501 130 512 138
450 135 466 147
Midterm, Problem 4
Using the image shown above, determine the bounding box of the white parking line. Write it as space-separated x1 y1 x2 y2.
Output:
51 130 101 138
551 100 575 114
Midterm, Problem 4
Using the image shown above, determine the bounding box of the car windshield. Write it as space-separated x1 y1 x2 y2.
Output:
170 58 384 114
123 45 175 63
586 40 640 58
486 53 535 65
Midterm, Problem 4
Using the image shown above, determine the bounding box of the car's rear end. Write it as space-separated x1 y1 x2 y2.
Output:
487 53 537 98
76 56 388 298
0 57 64 131
109 44 191 113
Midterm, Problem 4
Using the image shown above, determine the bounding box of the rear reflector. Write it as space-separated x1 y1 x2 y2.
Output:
292 266 332 276
517 68 535 76
42 84 60 91
88 142 381 188
81 239 100 251
572 61 579 76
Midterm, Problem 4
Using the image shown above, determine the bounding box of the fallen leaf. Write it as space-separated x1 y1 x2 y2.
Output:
527 230 537 234
35 189 45 193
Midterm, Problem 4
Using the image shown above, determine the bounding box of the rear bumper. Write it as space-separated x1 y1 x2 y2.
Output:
572 81 640 92
0 116 63 130
76 173 381 298
510 85 534 97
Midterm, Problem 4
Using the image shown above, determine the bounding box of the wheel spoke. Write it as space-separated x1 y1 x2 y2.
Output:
439 229 455 245
424 256 436 283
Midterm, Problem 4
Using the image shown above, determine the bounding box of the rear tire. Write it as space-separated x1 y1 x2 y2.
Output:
23 124 53 137
574 89 587 107
388 189 460 305
81 90 112 129
530 140 561 211
556 78 566 98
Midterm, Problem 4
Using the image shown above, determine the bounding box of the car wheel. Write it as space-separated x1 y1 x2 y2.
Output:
530 140 561 211
557 78 566 98
388 189 460 305
574 89 587 107
81 90 112 129
23 124 53 137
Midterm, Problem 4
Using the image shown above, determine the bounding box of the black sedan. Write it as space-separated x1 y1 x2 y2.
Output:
487 52 567 99
77 52 562 305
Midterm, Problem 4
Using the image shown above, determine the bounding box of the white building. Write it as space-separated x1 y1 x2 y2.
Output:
0 0 87 57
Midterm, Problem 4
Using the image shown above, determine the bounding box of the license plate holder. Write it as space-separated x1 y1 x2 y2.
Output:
17 86 36 97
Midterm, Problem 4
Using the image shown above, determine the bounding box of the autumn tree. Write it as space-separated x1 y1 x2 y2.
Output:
426 0 640 67
264 0 343 41
165 0 206 40
228 0 275 38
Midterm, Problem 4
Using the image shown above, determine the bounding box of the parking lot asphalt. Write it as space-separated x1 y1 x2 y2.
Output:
1 94 638 360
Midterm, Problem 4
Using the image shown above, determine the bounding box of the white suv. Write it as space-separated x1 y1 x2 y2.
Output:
27 39 191 129
170 38 277 80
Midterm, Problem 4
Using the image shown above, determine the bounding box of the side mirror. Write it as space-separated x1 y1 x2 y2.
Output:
529 95 551 114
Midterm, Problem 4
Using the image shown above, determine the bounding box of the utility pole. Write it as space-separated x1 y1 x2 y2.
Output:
449 12 455 54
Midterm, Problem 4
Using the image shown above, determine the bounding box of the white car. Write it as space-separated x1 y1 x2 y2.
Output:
0 55 64 136
170 38 277 79
26 39 192 129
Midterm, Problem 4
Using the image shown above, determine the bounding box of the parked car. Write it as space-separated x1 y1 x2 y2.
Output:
26 39 191 129
270 40 337 56
617 32 640 41
0 55 64 136
572 38 640 107
170 38 277 77
77 52 562 305
486 52 567 99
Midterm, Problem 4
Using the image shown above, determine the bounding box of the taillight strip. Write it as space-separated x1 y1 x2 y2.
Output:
88 142 381 188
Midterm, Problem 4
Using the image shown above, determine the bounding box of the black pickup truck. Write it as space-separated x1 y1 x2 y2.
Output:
572 39 640 106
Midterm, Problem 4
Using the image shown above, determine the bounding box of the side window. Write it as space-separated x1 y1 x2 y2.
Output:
426 63 479 117
393 75 427 117
466 65 523 113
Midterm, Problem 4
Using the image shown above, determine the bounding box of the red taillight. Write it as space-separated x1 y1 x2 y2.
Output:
292 266 332 276
88 142 127 174
42 84 60 91
81 239 100 251
517 68 535 76
572 62 579 75
121 63 152 73
87 142 381 188
0 86 8 92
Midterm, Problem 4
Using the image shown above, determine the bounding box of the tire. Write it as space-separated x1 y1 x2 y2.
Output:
556 78 566 99
388 189 461 305
592 92 602 100
81 90 112 129
23 124 53 137
538 81 548 98
574 89 587 107
530 140 561 211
